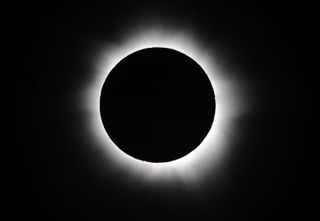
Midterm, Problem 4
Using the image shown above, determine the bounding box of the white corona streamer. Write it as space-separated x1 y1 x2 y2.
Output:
81 24 249 188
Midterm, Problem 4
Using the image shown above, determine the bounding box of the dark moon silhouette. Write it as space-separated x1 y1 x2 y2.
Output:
100 48 215 162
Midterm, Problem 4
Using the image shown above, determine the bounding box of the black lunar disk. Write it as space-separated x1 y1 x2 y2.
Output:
100 48 215 162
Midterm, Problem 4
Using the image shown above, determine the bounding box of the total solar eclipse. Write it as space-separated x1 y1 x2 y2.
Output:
100 47 215 162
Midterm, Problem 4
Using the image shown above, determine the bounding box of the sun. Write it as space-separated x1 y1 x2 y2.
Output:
80 22 250 188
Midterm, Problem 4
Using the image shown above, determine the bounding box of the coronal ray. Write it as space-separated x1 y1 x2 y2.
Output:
80 21 251 189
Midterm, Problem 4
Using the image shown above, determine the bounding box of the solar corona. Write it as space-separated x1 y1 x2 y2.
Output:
82 23 249 186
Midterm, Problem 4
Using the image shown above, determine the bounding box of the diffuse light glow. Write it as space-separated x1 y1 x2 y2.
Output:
81 21 251 188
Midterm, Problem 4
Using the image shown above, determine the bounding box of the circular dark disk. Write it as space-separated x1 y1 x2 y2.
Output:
100 47 215 162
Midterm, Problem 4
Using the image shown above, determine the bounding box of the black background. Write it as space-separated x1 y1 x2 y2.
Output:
13 1 311 220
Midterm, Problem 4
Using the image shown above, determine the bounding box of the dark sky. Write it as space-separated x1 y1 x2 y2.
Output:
13 1 310 220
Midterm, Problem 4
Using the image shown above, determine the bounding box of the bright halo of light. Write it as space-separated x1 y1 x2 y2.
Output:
81 23 250 187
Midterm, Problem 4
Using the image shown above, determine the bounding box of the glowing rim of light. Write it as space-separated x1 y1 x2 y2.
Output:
82 25 249 185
